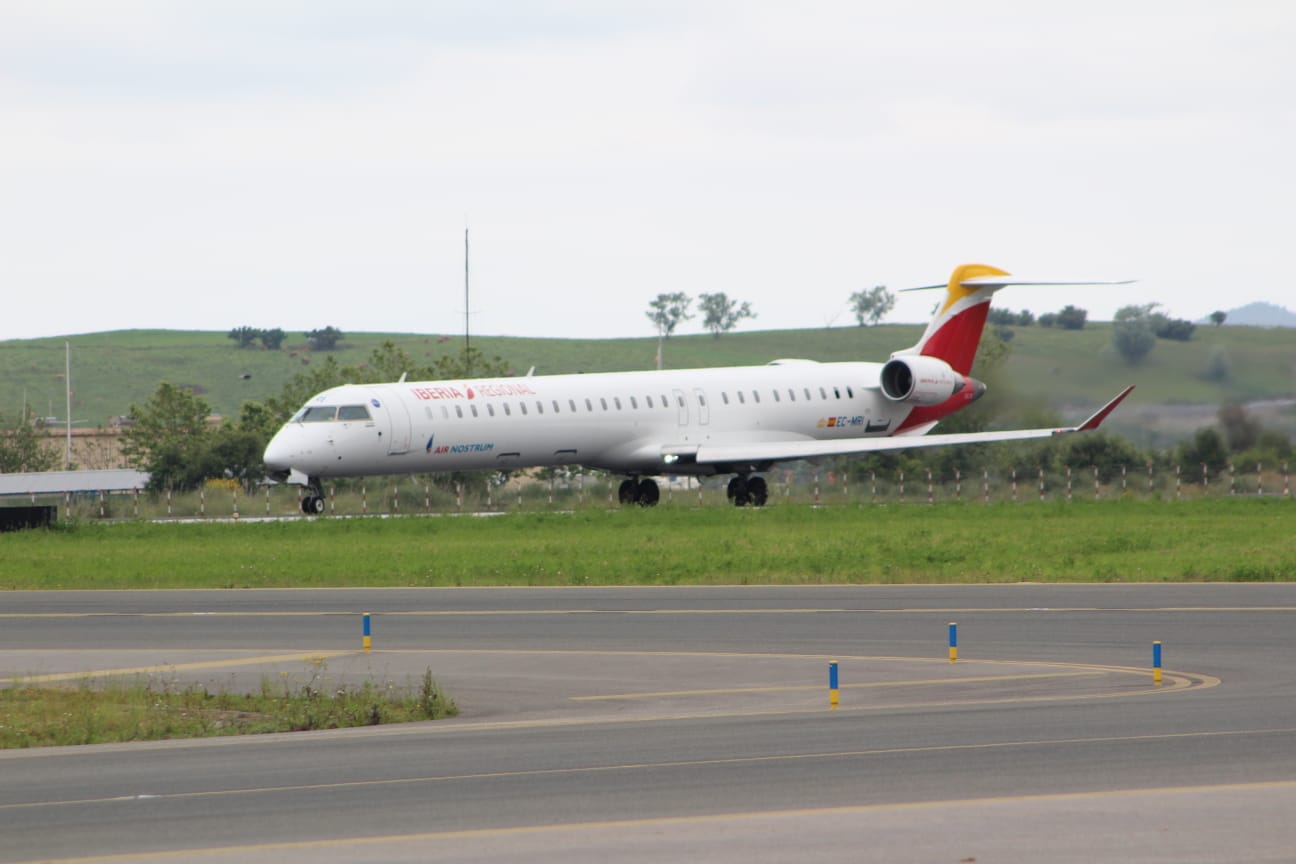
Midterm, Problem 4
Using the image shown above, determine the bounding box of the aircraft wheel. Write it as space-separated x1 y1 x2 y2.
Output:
727 476 751 507
636 478 660 507
302 495 326 515
748 476 768 507
618 479 639 505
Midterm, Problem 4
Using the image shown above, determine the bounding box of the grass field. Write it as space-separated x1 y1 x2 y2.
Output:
4 498 1292 589
1 666 456 748
4 323 1293 436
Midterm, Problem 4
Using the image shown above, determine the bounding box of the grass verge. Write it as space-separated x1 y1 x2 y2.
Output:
1 664 456 748
1 497 1293 587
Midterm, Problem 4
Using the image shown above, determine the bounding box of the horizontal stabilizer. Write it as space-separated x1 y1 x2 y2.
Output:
904 277 1135 292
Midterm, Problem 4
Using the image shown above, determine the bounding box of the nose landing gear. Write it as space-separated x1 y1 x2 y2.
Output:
300 477 326 515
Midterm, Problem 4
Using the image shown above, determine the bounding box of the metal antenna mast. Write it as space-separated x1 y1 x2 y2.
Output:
464 228 471 358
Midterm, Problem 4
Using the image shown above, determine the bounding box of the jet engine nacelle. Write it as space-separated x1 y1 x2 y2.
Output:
880 356 966 405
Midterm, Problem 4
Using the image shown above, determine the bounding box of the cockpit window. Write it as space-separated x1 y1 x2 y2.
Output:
299 406 338 422
338 405 372 421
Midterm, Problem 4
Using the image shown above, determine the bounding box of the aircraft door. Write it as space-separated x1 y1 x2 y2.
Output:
693 388 710 426
672 388 688 426
374 388 412 455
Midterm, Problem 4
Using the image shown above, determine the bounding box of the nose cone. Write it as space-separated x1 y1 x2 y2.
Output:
263 427 296 474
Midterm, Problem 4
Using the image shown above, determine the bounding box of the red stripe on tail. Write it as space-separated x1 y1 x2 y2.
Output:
918 303 990 376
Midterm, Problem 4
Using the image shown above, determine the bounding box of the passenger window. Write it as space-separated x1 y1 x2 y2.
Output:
600 398 608 411
455 405 463 418
630 396 638 409
721 392 729 405
804 388 812 400
833 387 841 399
752 390 760 404
698 394 707 406
819 387 828 400
737 391 746 404
553 400 561 413
661 394 668 407
788 388 796 402
585 398 593 411
847 386 854 399
488 404 495 417
570 399 578 412
677 394 685 407
504 403 512 416
772 390 780 402
441 406 450 419
520 402 527 415
536 401 543 414
471 405 479 418
614 397 622 410
646 395 654 408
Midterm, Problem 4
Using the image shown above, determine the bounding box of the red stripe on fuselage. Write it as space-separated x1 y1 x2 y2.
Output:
894 381 983 433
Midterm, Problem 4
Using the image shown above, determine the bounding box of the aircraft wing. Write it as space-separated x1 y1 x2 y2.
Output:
694 386 1134 466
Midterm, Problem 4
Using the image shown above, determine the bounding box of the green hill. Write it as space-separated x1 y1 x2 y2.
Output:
3 324 1292 448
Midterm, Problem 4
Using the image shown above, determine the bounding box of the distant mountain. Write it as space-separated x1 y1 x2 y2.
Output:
1201 302 1296 328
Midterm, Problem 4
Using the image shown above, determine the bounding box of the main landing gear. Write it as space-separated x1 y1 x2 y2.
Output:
726 475 768 507
300 477 326 515
618 477 661 507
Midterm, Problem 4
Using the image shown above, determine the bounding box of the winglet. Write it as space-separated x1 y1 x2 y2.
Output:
1075 385 1135 431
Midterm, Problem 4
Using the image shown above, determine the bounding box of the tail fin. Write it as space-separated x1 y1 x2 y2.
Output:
897 263 1010 375
896 265 1135 375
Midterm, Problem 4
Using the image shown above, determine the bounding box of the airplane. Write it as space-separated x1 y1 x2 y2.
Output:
263 263 1134 513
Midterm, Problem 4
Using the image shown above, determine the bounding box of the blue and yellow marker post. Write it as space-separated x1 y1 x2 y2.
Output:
1153 641 1162 686
948 622 958 663
829 661 839 710
363 612 372 653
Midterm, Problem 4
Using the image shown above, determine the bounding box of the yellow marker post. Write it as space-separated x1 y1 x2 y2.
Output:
829 661 839 710
949 622 958 663
363 612 372 653
1153 641 1162 686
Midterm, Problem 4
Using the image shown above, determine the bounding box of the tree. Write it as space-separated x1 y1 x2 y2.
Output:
1055 305 1088 330
119 383 216 491
1178 427 1229 474
647 293 693 370
431 345 510 379
306 326 344 351
1112 304 1157 365
0 410 59 473
987 308 1034 327
645 293 693 340
698 293 756 338
1150 312 1195 341
848 285 895 326
260 328 286 350
1209 310 1227 327
227 326 260 348
1218 402 1262 453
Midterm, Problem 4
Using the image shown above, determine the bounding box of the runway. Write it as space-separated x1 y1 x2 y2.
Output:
2 585 1296 862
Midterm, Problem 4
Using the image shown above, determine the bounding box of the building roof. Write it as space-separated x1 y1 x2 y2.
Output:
0 469 150 497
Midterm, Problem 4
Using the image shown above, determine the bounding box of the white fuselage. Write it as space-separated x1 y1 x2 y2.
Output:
262 360 918 481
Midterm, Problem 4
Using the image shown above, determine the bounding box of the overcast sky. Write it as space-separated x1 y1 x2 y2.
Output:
2 1 1293 343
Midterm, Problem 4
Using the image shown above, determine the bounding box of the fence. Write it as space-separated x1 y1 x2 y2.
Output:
19 460 1292 522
